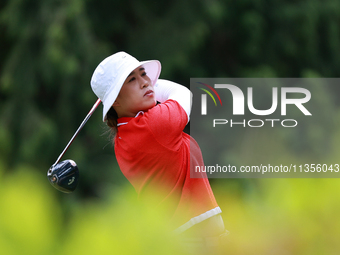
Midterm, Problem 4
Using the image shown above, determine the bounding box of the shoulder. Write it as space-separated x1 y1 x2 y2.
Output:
116 101 187 150
144 100 187 126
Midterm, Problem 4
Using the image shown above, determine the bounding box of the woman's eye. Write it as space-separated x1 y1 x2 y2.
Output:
129 77 135 83
142 72 147 76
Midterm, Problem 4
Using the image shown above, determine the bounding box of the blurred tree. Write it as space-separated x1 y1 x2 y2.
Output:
0 0 340 197
1 1 340 254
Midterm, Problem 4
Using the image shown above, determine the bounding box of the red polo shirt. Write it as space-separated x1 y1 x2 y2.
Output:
115 99 221 231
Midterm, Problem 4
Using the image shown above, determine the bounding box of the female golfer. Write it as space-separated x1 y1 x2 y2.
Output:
90 52 227 251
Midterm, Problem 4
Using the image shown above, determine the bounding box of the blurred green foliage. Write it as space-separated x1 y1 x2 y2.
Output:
1 0 340 254
1 163 340 254
0 165 187 255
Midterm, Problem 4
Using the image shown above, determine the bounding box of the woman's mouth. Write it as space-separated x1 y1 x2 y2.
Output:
144 90 154 97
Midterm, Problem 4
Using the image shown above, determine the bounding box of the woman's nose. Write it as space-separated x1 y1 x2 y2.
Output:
139 76 149 88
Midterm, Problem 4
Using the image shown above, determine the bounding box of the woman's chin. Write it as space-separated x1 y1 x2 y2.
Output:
136 101 157 113
146 99 157 109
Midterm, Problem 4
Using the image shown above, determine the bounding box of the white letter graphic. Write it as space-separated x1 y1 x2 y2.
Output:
214 84 244 115
281 88 312 115
248 87 278 115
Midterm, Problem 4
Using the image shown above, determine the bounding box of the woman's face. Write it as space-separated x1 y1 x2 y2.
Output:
113 66 156 117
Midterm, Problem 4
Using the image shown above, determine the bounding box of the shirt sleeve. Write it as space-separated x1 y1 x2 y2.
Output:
142 100 188 150
154 79 192 123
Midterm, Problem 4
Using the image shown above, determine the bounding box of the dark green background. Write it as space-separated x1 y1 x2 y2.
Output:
1 1 340 254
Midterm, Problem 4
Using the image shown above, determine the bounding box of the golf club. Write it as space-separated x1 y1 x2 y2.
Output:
47 98 101 193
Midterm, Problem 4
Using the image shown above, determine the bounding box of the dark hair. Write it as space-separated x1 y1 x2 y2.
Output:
106 106 119 139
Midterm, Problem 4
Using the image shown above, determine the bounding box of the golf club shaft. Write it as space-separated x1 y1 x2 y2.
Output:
52 99 101 167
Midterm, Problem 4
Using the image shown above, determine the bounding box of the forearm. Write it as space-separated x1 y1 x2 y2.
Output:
154 79 192 119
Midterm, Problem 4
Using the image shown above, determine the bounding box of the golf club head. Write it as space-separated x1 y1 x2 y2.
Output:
47 159 79 193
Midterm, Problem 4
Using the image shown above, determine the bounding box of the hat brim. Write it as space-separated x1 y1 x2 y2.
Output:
102 60 161 122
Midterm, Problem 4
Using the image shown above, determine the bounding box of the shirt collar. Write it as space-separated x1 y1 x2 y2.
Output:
117 111 144 127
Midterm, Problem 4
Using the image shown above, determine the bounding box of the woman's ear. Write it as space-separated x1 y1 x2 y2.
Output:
112 101 120 107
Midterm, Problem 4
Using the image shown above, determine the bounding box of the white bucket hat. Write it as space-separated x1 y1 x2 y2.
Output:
90 51 161 121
